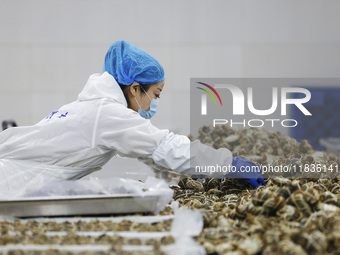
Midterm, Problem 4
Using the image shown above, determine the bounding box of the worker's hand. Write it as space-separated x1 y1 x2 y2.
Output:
225 157 265 188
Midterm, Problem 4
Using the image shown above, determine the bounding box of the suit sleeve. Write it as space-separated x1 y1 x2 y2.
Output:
97 100 233 177
151 132 233 178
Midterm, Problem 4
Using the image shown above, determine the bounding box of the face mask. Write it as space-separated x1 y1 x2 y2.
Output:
134 87 158 119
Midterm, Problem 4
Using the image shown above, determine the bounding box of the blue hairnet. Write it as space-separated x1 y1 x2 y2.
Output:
103 40 165 85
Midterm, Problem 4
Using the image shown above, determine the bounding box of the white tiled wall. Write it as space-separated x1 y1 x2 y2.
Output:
1 0 340 178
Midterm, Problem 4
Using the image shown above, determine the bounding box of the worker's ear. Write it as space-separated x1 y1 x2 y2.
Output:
129 83 140 97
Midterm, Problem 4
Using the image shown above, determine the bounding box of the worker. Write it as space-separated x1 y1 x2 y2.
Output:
0 41 264 195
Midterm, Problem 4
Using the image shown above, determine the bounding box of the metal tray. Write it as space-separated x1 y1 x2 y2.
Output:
0 194 161 218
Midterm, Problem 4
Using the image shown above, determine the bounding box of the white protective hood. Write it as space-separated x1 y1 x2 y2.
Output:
78 72 127 106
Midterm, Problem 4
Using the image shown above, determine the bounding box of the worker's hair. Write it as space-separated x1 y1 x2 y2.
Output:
119 83 151 106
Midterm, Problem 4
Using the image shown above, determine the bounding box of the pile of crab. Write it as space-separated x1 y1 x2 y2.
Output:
171 125 340 255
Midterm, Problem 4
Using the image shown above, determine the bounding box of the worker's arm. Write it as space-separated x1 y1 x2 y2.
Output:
96 101 232 178
151 132 232 178
151 135 265 187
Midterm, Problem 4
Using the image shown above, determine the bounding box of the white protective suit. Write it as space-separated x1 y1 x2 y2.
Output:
0 72 232 195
